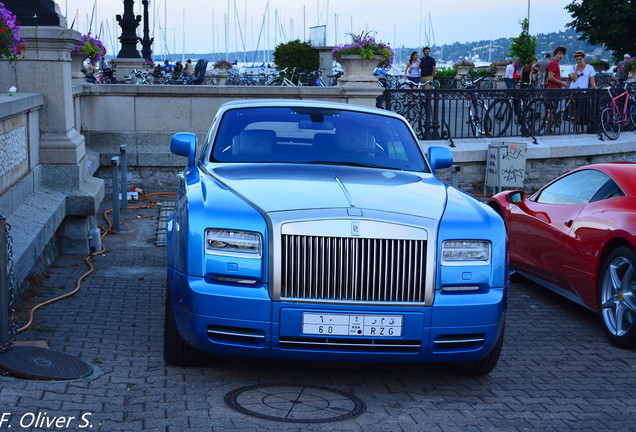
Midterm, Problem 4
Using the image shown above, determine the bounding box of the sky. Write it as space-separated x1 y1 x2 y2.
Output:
60 0 575 60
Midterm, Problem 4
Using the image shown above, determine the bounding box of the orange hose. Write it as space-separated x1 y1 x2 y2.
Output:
15 192 172 334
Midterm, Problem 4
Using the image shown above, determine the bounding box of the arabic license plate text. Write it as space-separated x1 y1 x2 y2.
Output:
302 313 403 337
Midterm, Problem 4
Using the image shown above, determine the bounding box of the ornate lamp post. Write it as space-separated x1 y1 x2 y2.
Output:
140 0 154 62
116 0 141 58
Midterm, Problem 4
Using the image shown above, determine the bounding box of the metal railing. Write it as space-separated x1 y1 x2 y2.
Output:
377 88 608 144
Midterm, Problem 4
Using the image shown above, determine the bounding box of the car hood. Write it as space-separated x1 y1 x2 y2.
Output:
208 164 447 219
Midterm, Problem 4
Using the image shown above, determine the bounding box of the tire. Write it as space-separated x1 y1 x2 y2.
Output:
598 247 636 348
484 100 512 137
164 285 208 366
601 107 621 140
524 99 548 135
628 99 636 131
448 326 505 376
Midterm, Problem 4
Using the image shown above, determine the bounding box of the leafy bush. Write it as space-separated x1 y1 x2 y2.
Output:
588 59 610 71
436 67 458 77
468 68 495 77
273 40 319 75
489 61 508 74
213 60 233 69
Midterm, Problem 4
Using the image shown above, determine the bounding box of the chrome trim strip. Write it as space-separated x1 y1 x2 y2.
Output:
279 340 421 348
207 329 266 339
434 338 485 344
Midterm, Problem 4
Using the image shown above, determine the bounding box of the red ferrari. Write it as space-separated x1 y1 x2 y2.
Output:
488 162 636 348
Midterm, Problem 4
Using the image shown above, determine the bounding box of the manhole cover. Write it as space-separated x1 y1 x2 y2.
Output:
224 383 366 423
0 346 93 380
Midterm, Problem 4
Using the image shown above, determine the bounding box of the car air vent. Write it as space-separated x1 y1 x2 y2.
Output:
433 334 485 352
207 325 265 347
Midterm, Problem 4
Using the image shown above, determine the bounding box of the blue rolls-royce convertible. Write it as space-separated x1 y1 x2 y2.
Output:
165 100 508 375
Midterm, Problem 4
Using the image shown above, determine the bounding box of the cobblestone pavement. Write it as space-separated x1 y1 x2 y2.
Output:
1 203 635 432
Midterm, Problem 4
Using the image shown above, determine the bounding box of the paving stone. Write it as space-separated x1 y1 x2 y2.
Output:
0 201 634 431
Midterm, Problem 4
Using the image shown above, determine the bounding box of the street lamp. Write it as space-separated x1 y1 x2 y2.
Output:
140 0 154 62
116 0 141 58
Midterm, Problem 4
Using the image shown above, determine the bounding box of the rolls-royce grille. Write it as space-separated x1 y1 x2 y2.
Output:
281 235 427 303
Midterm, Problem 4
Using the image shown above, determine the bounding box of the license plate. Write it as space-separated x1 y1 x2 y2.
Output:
302 313 403 337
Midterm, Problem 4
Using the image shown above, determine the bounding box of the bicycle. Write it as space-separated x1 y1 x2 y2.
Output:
461 75 495 90
599 82 636 140
522 93 578 135
463 81 512 137
398 78 440 90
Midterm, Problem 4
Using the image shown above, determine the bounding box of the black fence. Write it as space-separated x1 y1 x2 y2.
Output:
377 88 607 145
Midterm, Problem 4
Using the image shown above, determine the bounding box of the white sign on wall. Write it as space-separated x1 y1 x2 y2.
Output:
485 142 528 189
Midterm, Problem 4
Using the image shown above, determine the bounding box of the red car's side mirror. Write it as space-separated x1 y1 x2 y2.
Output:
506 190 526 204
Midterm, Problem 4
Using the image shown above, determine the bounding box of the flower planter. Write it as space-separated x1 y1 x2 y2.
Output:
495 66 507 77
456 66 473 75
592 65 606 73
628 69 636 82
336 55 381 87
71 50 90 80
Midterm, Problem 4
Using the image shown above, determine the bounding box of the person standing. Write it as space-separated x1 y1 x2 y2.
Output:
568 50 597 133
520 57 533 88
512 57 522 87
545 46 568 133
404 51 421 88
419 47 436 88
568 50 596 89
618 53 631 81
546 46 568 88
504 59 515 89
536 53 551 88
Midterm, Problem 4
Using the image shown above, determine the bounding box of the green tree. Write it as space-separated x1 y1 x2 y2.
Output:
509 18 537 61
566 0 636 62
272 40 319 79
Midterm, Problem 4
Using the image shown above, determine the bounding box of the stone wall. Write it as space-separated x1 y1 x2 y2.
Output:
0 93 67 291
74 84 636 195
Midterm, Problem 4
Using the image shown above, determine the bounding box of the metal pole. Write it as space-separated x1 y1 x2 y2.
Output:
0 215 8 346
120 144 128 211
111 157 120 232
497 145 503 194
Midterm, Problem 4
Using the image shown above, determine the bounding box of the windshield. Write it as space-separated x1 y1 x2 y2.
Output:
210 107 428 172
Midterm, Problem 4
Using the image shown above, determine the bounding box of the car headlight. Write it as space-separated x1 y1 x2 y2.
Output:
205 229 262 257
442 240 490 265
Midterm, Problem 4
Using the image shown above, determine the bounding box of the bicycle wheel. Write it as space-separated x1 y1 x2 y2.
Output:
484 100 512 137
628 99 636 130
601 107 621 140
523 99 548 135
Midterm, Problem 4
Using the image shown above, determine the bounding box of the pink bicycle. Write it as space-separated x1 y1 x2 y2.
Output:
600 82 636 140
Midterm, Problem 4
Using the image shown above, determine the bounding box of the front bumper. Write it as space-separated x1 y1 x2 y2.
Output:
168 269 507 363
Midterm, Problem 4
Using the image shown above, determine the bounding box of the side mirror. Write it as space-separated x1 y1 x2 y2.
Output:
170 132 197 166
428 145 453 172
506 190 526 204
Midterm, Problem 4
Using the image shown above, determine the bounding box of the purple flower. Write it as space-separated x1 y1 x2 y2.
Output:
331 31 395 68
0 2 26 62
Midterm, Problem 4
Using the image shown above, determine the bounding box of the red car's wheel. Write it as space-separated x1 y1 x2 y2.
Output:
599 247 636 348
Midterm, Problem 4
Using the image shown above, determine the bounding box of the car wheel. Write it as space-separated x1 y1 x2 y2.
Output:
447 326 505 376
164 285 208 366
598 247 636 348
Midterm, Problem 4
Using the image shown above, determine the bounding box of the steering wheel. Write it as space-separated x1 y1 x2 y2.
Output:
350 148 386 157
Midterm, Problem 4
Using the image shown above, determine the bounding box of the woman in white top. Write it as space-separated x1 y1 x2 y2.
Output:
568 50 597 133
568 50 597 89
404 51 421 88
